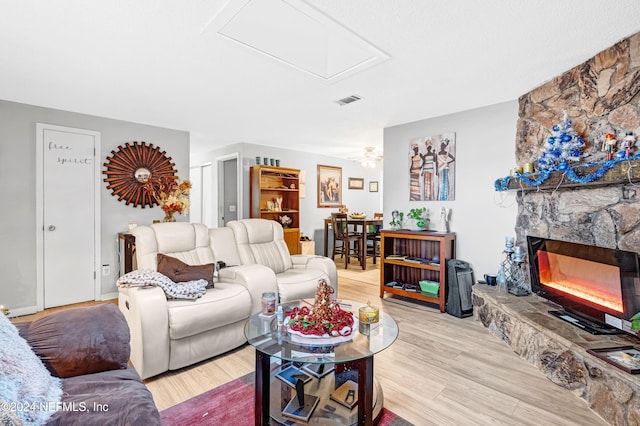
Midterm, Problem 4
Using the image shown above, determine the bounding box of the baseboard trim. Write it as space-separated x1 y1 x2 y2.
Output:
101 292 118 301
8 305 38 318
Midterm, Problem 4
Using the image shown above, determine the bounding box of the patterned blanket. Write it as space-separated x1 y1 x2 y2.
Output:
117 270 207 300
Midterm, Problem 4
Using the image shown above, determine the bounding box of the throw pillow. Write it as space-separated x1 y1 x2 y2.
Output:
26 304 130 379
157 254 215 288
0 313 62 425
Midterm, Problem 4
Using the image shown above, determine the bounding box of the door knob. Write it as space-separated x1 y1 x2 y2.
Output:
48 225 56 231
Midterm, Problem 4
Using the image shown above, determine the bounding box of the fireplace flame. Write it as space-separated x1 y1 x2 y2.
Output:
539 251 624 313
543 280 623 313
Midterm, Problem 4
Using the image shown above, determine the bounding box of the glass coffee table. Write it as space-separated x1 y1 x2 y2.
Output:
245 300 398 426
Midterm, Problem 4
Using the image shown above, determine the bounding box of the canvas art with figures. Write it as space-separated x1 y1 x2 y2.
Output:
409 132 456 201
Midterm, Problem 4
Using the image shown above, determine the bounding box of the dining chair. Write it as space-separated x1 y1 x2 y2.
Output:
366 213 384 264
331 213 363 269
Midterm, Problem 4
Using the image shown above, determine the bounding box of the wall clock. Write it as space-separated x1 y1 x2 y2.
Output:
103 141 176 207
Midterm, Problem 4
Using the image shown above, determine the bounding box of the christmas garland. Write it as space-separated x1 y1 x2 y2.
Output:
494 154 640 191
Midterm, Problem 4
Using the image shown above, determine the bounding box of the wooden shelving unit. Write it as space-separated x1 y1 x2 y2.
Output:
379 230 456 312
250 165 301 254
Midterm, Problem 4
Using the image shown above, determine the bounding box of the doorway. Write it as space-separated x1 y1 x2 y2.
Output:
36 124 101 309
189 163 213 227
217 153 241 227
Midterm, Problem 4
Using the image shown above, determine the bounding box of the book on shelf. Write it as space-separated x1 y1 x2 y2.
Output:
405 256 429 264
302 363 334 378
386 254 407 260
404 284 419 292
330 380 358 409
276 365 312 388
281 392 320 422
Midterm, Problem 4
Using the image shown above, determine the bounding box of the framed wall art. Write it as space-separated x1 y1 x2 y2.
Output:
103 141 176 207
348 177 364 190
369 181 379 192
317 164 342 208
409 132 456 201
587 346 640 374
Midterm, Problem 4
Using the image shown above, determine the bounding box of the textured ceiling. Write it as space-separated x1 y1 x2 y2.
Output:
1 0 639 158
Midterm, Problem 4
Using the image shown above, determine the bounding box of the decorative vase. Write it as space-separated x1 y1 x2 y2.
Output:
163 210 176 222
405 218 427 231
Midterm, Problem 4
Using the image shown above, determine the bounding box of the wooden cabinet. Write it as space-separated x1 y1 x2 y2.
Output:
379 230 456 312
118 233 136 275
250 165 301 254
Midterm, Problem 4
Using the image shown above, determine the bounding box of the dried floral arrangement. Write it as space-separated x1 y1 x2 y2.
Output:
143 176 192 217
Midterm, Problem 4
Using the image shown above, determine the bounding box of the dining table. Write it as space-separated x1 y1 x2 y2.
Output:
323 216 384 270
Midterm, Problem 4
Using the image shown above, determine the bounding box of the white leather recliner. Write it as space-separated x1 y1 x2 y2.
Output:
117 222 276 380
224 219 338 302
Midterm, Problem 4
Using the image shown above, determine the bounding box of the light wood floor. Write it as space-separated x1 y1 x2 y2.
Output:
145 260 607 426
16 261 608 425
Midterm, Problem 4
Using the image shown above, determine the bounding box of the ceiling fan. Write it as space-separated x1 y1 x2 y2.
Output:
350 146 383 168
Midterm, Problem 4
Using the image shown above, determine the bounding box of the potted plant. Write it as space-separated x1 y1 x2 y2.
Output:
406 207 429 230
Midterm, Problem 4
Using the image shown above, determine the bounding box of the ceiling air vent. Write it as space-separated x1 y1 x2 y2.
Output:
336 95 362 106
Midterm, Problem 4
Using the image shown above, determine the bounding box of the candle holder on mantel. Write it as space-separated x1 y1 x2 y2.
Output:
508 246 531 296
501 236 515 287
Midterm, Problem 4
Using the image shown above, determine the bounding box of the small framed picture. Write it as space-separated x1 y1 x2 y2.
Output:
369 181 379 192
587 346 640 374
348 177 364 190
317 164 342 208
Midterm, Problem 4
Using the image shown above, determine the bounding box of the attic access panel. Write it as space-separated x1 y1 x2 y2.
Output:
202 0 389 83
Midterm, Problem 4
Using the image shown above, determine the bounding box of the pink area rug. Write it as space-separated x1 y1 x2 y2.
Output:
160 372 412 425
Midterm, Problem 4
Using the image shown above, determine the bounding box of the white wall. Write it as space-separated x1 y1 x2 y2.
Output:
0 99 189 314
383 101 519 277
191 143 383 253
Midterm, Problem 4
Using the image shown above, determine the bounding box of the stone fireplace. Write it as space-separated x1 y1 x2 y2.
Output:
514 31 640 253
474 31 640 425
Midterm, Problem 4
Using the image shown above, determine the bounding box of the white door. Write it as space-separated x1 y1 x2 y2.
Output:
189 163 213 227
36 124 101 309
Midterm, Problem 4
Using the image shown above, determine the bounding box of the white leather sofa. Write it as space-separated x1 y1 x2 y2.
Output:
118 220 338 380
118 222 276 379
224 219 338 302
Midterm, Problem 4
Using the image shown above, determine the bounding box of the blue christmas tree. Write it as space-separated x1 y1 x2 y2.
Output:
537 113 585 170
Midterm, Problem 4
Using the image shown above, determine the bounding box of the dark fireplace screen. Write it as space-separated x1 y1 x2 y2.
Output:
528 235 640 336
538 251 623 313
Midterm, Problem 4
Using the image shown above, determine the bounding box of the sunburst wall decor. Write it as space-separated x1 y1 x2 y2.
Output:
103 141 176 207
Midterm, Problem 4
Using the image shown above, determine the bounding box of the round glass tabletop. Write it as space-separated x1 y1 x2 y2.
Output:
244 300 398 364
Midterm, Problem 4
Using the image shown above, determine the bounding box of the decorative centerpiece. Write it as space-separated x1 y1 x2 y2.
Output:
285 280 354 339
349 212 366 219
143 176 191 222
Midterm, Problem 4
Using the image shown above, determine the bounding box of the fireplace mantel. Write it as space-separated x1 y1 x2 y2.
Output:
495 159 640 192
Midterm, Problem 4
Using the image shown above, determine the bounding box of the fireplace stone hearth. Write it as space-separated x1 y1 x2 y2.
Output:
473 285 640 426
